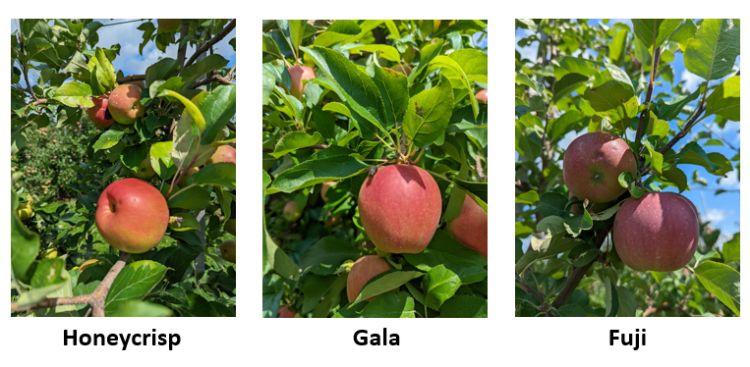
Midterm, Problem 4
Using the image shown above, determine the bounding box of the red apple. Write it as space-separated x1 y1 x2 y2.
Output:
613 192 699 272
347 255 391 303
209 145 236 164
278 305 296 318
358 164 442 254
108 84 144 125
563 132 637 203
475 89 488 104
95 178 169 254
288 64 316 99
220 240 236 263
447 194 487 257
87 96 114 129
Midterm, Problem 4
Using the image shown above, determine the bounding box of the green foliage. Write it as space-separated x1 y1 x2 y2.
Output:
516 19 740 317
11 19 237 317
263 20 488 318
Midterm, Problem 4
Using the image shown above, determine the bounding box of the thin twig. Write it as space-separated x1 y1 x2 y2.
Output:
634 47 661 153
117 74 146 84
184 19 236 67
191 73 233 89
11 253 131 316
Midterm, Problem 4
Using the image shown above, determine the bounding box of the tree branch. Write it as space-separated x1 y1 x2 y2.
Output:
117 74 146 84
635 46 661 155
184 19 236 67
11 253 131 316
659 92 708 154
191 73 233 89
176 21 189 66
551 228 610 308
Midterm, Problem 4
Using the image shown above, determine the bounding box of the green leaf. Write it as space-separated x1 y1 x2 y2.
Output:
563 208 593 237
632 19 681 50
267 147 369 194
145 57 179 87
180 54 228 87
349 44 400 62
516 235 582 274
371 65 409 128
428 55 478 116
361 291 416 318
30 258 67 288
50 81 93 108
448 48 488 84
676 142 732 176
263 223 300 280
404 80 454 147
695 260 740 316
92 129 125 151
653 88 701 121
11 190 40 283
271 131 323 158
440 295 487 317
149 141 176 178
105 260 168 311
705 75 740 121
302 46 386 137
188 163 236 189
351 271 423 306
89 48 117 94
583 79 635 112
404 230 486 284
168 185 211 210
684 19 740 80
552 73 587 102
299 236 360 275
200 84 236 144
516 190 539 204
107 300 173 317
423 265 461 310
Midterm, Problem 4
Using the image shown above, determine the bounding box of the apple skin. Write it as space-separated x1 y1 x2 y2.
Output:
447 194 487 257
358 165 442 254
475 89 488 104
288 65 316 99
613 192 699 272
283 201 302 222
563 132 637 203
220 240 236 263
347 255 391 303
278 305 296 318
108 84 144 125
95 178 169 254
87 96 114 129
209 145 236 164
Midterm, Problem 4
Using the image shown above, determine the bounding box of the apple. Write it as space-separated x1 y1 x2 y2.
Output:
108 84 144 125
95 178 169 254
157 19 180 33
278 305 296 318
225 219 236 236
320 181 337 202
87 96 114 129
358 164 442 253
613 192 699 272
283 201 302 222
347 255 391 303
209 145 236 164
288 64 316 99
563 132 637 203
475 89 488 104
220 240 236 263
133 158 155 179
447 194 487 257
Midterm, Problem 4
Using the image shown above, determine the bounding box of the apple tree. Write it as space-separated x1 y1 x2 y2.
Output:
263 20 488 317
515 19 740 316
11 19 237 316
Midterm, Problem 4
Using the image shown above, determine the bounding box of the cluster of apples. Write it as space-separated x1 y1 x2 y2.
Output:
562 132 699 272
87 84 145 129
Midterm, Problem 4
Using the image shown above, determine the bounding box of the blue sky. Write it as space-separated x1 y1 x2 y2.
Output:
13 19 236 85
516 19 740 244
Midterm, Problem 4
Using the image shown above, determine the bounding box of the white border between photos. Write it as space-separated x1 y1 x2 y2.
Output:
0 0 747 366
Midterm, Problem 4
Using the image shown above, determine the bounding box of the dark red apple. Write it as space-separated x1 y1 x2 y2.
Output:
347 255 391 303
288 64 316 99
87 96 114 129
108 84 144 125
613 192 699 272
563 132 637 203
95 178 169 254
358 164 442 254
278 305 296 318
447 194 487 257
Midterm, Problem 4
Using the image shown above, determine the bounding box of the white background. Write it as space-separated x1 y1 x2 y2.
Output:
0 0 748 366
